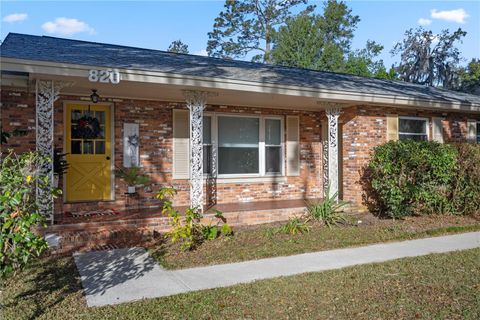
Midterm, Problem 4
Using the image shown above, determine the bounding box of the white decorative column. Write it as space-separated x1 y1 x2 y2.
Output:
35 79 69 223
183 90 209 211
322 121 329 196
325 107 342 201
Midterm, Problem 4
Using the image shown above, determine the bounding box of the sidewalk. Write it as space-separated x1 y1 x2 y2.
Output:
74 231 480 307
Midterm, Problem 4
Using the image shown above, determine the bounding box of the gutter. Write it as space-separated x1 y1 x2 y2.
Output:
1 57 479 113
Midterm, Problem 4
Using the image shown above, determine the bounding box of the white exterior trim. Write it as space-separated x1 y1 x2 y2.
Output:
326 108 341 201
2 57 480 113
203 112 285 179
208 176 288 184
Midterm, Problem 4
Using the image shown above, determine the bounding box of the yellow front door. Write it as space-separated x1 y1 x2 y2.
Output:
65 103 112 202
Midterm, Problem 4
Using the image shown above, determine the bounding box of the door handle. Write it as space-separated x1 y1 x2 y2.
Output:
106 156 111 160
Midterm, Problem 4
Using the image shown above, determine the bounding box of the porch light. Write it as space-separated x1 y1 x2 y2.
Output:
90 89 100 103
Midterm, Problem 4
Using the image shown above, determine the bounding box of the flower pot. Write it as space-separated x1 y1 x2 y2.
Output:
127 185 136 194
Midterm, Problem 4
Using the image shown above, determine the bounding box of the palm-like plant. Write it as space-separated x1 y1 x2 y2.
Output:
115 166 150 193
306 187 350 228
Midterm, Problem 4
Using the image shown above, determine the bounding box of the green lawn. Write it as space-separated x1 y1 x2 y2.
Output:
150 214 480 269
1 247 479 319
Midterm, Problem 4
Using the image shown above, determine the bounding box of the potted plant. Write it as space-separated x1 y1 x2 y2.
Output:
115 166 150 193
53 148 69 187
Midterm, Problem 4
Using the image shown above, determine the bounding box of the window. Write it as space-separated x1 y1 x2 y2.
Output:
70 109 106 154
399 117 428 141
203 114 283 176
218 116 260 174
477 122 480 143
265 119 282 174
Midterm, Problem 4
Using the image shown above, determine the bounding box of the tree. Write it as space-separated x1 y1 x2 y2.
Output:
456 58 480 94
344 40 386 77
271 0 360 72
373 65 399 80
271 13 322 68
207 0 313 63
168 40 189 54
391 27 467 89
318 0 360 59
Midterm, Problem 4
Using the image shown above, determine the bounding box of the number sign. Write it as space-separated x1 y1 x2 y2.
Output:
88 69 121 84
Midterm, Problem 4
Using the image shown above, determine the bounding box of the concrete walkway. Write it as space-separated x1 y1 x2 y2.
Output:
74 232 480 307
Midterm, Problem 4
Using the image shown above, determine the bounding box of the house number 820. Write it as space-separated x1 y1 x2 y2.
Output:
88 69 121 84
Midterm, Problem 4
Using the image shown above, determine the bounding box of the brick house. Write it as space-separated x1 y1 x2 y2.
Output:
1 33 480 234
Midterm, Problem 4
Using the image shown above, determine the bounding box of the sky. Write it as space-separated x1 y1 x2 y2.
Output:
1 0 479 68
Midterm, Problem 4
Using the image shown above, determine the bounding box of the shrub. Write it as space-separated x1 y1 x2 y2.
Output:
115 166 150 186
202 210 234 240
156 187 232 250
278 216 311 235
366 140 460 218
306 187 349 227
450 143 480 215
0 151 61 277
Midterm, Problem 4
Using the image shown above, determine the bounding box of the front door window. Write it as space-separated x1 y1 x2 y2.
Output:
70 109 106 154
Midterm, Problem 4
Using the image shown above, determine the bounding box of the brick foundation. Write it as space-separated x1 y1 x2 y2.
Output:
46 206 307 254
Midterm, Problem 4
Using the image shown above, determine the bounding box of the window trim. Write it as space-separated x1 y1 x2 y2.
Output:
477 121 480 144
263 116 284 176
203 112 284 178
398 116 430 141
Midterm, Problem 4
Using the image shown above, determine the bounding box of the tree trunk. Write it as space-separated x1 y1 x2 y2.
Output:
265 38 271 63
265 19 271 64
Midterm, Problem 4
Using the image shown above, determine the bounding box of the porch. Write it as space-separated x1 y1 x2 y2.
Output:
46 198 313 254
27 77 344 225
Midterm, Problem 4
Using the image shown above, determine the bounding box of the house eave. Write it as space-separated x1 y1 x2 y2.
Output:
1 57 479 113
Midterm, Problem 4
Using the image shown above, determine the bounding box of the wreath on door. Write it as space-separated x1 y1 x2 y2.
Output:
75 115 102 139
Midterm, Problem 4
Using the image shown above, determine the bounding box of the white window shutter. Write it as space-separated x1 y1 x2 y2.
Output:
432 117 444 143
173 109 190 179
386 114 399 141
467 119 477 142
286 116 300 176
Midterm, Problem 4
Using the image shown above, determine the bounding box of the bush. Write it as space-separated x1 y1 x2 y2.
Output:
0 151 60 277
366 140 479 218
269 188 350 237
277 216 311 235
156 187 232 250
450 143 480 215
306 187 349 227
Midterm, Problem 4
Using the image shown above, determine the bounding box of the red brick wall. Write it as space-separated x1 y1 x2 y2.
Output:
53 96 324 214
0 88 36 153
2 86 478 216
171 104 323 206
340 105 480 205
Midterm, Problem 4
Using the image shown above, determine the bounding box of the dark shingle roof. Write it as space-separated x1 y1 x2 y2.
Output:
1 33 479 106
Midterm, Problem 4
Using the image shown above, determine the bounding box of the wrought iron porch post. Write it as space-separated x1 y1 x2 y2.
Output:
183 90 210 211
325 107 342 201
35 79 69 223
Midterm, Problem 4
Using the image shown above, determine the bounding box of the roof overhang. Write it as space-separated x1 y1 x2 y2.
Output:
1 57 479 113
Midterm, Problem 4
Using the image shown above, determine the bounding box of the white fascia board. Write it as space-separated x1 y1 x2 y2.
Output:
1 57 479 113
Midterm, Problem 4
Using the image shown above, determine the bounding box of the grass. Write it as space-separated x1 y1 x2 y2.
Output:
150 214 480 269
1 247 479 319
